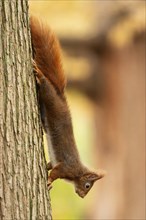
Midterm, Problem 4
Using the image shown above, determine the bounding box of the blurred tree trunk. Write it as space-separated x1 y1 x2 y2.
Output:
0 0 51 219
92 39 145 219
65 34 145 219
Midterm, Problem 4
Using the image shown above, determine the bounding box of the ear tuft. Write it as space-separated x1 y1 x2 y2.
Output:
96 169 107 180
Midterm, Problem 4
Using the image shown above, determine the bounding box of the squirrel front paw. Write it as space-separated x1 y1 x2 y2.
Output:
46 162 52 171
47 177 53 191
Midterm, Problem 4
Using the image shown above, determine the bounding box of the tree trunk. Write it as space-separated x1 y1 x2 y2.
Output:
0 0 51 219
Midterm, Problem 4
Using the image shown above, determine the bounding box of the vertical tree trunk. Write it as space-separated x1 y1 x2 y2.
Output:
0 0 51 219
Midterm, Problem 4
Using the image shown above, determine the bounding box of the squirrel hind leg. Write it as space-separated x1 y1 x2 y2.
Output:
32 60 44 84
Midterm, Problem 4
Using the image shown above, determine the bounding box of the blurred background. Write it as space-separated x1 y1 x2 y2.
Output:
29 1 145 219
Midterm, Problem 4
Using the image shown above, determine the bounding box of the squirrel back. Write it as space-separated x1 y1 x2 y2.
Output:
30 16 66 94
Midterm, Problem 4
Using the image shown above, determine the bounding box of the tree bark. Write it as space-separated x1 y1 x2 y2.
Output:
0 0 51 219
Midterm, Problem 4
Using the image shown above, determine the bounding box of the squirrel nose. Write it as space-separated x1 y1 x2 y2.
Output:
75 189 79 195
75 189 85 198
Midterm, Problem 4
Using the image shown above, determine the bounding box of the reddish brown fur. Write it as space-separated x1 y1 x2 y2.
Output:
30 16 66 94
31 17 105 198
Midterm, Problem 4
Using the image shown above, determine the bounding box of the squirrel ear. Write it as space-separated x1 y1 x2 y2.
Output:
88 174 99 182
89 170 106 182
97 169 106 180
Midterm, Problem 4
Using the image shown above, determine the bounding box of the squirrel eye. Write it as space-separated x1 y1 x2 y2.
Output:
85 182 91 189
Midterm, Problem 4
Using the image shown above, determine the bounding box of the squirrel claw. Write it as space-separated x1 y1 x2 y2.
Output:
47 181 53 191
32 60 38 74
32 60 43 84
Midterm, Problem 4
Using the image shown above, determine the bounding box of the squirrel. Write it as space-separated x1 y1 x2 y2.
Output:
30 16 105 198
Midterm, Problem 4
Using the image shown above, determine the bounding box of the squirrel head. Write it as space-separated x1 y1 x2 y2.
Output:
74 170 105 198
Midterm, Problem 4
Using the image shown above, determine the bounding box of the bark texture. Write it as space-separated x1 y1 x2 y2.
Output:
0 0 51 219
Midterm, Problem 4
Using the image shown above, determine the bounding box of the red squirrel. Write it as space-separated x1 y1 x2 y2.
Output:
30 16 105 198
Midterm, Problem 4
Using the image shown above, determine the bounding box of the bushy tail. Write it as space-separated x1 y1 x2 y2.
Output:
30 16 66 94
